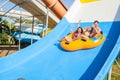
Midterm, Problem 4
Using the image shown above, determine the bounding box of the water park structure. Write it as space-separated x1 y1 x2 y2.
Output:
0 0 120 80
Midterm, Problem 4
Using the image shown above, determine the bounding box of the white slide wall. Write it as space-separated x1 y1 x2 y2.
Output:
65 0 120 22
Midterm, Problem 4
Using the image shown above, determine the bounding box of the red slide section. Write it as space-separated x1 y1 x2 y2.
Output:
42 0 68 19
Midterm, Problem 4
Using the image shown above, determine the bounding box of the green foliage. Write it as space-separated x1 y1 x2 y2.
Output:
0 17 2 21
0 33 15 45
0 20 10 34
0 19 16 45
0 33 8 44
0 24 9 34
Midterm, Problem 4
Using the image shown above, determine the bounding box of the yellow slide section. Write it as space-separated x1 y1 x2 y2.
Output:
80 0 99 3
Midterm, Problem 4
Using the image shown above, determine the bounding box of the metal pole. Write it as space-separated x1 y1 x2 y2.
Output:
45 7 49 35
108 67 112 80
31 16 34 44
18 16 22 50
42 14 46 37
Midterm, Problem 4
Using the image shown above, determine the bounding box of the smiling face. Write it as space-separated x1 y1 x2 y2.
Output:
76 27 83 34
94 22 99 27
94 20 99 27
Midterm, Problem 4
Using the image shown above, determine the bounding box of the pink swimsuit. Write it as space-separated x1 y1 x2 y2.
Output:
74 33 79 38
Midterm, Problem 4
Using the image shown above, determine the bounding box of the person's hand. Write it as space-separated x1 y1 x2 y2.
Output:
78 20 81 23
77 20 81 27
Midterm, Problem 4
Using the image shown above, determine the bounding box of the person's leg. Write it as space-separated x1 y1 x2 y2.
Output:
89 32 96 38
59 36 72 42
65 36 72 42
59 37 65 42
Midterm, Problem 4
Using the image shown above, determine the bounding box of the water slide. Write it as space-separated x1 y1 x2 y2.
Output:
0 0 120 80
9 0 67 42
13 23 43 43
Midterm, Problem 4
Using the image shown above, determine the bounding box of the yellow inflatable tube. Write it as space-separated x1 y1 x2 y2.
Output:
60 33 105 51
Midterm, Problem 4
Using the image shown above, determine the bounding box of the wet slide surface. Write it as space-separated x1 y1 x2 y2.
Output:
0 0 120 80
0 18 119 80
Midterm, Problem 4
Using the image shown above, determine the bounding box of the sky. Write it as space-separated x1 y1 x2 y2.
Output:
0 0 75 11
0 0 22 11
62 0 74 8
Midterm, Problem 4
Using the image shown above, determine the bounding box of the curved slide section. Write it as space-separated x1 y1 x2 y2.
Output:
42 0 67 19
13 32 41 43
0 0 120 80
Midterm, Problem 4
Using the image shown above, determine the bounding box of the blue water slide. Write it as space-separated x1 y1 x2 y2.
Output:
0 17 120 80
13 32 41 43
13 24 43 43
0 0 120 80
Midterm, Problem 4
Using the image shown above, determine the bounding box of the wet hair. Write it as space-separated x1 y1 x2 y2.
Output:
76 27 84 33
94 20 99 24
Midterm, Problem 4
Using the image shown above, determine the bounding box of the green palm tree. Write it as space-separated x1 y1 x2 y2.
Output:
0 18 16 44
